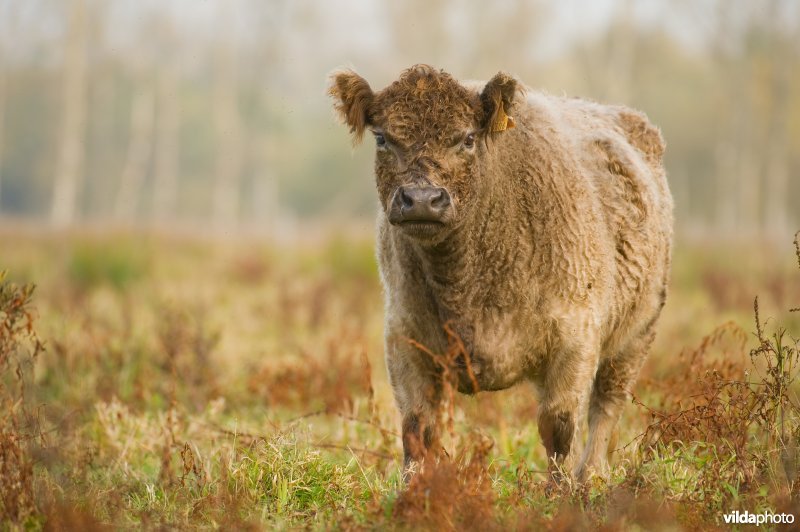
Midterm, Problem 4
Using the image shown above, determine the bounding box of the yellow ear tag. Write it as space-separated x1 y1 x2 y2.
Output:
491 101 515 132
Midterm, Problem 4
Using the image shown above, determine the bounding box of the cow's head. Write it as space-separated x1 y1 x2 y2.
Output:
329 65 519 243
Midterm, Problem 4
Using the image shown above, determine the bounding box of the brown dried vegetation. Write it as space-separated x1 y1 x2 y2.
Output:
0 271 45 524
392 433 496 531
247 327 375 414
627 232 800 518
0 233 799 529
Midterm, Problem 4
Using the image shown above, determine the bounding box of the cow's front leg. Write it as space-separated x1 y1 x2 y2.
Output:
386 334 443 481
401 408 440 474
536 336 598 484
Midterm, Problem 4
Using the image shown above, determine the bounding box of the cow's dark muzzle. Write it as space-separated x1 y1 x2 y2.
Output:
388 185 453 232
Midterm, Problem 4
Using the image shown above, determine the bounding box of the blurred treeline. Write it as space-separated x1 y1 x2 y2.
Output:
0 0 797 237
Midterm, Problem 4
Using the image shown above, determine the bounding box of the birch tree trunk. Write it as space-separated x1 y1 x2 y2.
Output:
152 16 180 224
0 45 6 212
212 4 242 232
51 0 88 228
762 0 792 238
114 84 155 222
711 1 740 236
605 0 636 103
251 141 278 235
247 0 290 236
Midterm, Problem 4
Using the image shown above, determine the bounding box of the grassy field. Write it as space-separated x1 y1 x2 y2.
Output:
1 228 800 530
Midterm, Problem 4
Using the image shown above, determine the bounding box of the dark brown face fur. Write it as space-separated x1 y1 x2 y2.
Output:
329 64 518 242
369 67 483 213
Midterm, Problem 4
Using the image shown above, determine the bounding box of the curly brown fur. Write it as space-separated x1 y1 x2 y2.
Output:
328 64 674 483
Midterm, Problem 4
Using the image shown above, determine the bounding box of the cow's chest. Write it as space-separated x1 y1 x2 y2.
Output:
447 309 537 393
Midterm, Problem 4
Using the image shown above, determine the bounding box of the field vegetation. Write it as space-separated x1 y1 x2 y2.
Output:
1 229 799 529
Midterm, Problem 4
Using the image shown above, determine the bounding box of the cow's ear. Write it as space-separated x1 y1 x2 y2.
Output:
328 69 374 144
480 72 518 135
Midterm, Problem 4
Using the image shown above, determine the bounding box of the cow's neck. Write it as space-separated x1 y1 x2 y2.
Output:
413 186 526 317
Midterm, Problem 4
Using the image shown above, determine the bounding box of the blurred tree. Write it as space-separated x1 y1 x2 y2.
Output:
245 0 290 234
605 0 637 103
114 64 155 222
760 0 794 237
386 0 453 70
709 0 742 234
0 1 13 214
51 0 89 227
0 0 795 235
212 2 243 231
708 0 797 238
574 0 637 103
84 11 124 221
461 0 544 80
0 44 6 213
152 14 181 224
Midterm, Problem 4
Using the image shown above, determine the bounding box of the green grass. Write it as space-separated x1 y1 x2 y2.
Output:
1 230 799 529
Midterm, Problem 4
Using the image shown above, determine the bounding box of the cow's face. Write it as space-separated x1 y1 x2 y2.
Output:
329 65 518 243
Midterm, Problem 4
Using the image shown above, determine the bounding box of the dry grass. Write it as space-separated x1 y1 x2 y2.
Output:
0 271 45 525
0 229 798 529
391 432 496 531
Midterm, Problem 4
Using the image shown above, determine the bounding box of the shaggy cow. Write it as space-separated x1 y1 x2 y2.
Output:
329 64 673 482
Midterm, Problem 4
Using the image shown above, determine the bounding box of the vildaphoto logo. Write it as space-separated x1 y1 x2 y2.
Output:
722 510 795 526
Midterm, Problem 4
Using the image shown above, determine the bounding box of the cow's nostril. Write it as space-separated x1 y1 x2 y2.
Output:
400 188 415 209
429 189 447 209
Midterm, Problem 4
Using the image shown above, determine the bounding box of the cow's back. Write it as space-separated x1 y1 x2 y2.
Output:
534 93 674 354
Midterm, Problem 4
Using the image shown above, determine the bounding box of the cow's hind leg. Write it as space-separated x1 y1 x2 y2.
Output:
576 326 655 482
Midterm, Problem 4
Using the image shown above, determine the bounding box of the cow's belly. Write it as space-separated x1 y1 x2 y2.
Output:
454 315 535 393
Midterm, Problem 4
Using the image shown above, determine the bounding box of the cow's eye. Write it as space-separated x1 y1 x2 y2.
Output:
463 133 475 149
374 133 386 148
